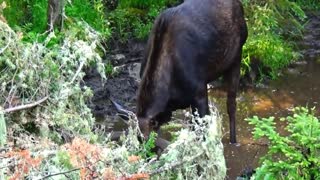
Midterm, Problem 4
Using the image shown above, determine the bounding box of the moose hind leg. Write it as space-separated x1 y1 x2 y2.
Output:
225 61 241 144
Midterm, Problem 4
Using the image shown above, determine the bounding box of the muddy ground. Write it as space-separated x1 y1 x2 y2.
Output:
84 12 320 179
83 41 144 132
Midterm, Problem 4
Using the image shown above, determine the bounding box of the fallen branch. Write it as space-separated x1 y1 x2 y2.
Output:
4 96 49 113
36 168 81 180
37 159 104 179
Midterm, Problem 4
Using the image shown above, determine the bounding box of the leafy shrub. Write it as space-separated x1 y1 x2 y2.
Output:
242 31 299 79
139 131 157 158
242 0 306 79
246 107 320 179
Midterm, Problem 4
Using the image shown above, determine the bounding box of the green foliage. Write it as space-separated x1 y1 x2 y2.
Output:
2 0 47 33
246 107 320 179
2 0 28 27
118 0 177 10
54 151 73 170
242 0 306 79
105 62 114 76
242 32 299 79
139 131 157 158
108 0 178 42
107 7 153 42
293 0 320 10
65 0 111 37
2 0 111 42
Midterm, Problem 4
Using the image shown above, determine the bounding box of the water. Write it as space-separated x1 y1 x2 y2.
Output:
213 58 320 179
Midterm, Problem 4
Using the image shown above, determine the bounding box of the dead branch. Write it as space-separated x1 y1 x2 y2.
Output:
37 160 105 179
37 168 80 180
4 96 49 113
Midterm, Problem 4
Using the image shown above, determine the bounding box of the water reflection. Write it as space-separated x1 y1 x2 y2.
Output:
214 59 320 179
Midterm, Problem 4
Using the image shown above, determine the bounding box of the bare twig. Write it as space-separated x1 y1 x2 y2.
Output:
37 159 104 180
37 168 81 180
4 96 49 113
70 60 86 84
3 70 18 107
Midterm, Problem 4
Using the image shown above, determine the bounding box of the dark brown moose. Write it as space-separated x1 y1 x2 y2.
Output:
137 0 248 144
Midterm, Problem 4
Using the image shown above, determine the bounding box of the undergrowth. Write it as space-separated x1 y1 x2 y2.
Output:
293 0 320 10
1 0 111 42
65 0 111 37
108 0 178 42
241 0 306 79
1 104 227 179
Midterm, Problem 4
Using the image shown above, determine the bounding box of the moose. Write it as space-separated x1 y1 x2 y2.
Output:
137 0 247 144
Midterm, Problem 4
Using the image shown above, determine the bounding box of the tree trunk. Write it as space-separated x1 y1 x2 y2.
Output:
47 0 62 32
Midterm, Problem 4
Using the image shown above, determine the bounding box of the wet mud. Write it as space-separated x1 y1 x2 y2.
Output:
83 50 142 131
84 13 320 179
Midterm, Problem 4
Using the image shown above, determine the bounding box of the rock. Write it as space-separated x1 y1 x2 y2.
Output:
113 54 126 61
